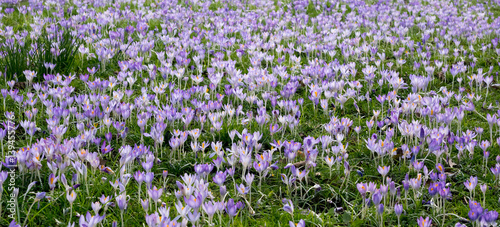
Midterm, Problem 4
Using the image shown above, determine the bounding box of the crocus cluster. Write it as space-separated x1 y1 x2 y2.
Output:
0 0 500 226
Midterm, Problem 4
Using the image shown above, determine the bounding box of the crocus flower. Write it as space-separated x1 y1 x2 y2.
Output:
237 183 249 195
325 156 335 168
377 166 390 177
147 186 163 202
376 204 384 215
244 173 255 185
175 201 190 217
8 220 20 227
141 199 149 213
213 171 226 186
394 204 403 216
116 193 128 210
289 219 305 227
464 176 478 192
145 212 159 227
0 171 9 190
469 209 481 221
372 191 382 205
67 190 77 204
356 183 367 197
417 216 432 227
225 199 242 217
79 211 105 227
34 192 46 202
202 201 217 220
480 184 487 194
184 194 202 209
220 185 227 197
47 173 58 190
482 210 498 224
283 199 294 215
469 200 483 214
92 201 102 215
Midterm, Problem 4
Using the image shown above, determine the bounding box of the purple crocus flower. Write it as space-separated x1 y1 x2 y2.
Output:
99 194 112 205
237 183 249 195
79 211 105 227
35 192 46 202
145 212 159 227
220 185 227 197
376 204 384 215
202 201 217 219
134 171 144 185
116 193 128 210
356 183 367 197
464 176 478 192
480 184 487 194
8 220 20 227
212 171 226 186
48 173 58 190
144 172 155 188
289 219 305 227
372 191 382 205
141 199 149 212
101 141 112 154
428 182 439 197
225 199 240 217
377 166 390 177
148 186 163 202
184 194 202 209
253 160 269 173
67 190 77 204
283 199 294 215
482 210 499 224
469 208 481 222
469 201 483 214
187 209 200 223
4 8 15 14
394 204 403 216
417 216 432 227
